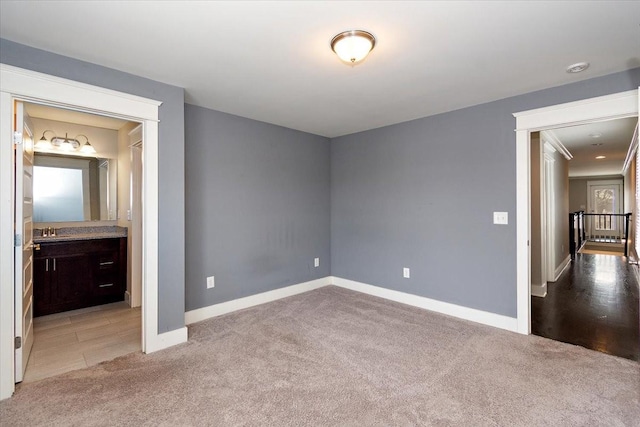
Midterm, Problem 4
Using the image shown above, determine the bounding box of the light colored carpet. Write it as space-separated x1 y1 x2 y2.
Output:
1 286 639 426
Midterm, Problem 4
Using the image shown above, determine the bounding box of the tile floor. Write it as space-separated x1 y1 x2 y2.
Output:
24 302 141 383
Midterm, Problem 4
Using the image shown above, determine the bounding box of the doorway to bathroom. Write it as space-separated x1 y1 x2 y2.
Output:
19 102 144 382
1 64 164 400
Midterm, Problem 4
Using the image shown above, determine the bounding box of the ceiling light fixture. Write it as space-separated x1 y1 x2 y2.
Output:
589 132 602 138
566 62 590 73
595 155 606 159
35 131 96 154
331 30 376 65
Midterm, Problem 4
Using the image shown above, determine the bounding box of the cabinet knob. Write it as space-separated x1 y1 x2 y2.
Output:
29 243 40 251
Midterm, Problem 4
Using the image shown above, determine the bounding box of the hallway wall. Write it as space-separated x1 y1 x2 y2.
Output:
624 155 637 259
530 133 543 289
569 175 624 213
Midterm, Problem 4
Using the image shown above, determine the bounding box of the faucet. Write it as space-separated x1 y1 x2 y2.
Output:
41 227 56 237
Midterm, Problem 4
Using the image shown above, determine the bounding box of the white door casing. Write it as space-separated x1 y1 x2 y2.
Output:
0 64 187 401
129 124 143 308
543 148 556 282
514 88 640 335
14 101 35 382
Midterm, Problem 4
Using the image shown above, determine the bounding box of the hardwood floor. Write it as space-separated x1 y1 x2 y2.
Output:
24 302 141 383
532 253 640 361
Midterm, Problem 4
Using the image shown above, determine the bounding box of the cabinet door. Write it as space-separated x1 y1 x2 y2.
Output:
52 254 91 308
33 257 51 317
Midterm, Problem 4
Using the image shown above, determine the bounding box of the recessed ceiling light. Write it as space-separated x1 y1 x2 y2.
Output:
591 142 603 146
566 62 590 73
595 155 606 159
589 132 602 138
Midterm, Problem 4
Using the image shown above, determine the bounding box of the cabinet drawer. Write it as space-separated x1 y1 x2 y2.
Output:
96 252 119 273
92 272 121 296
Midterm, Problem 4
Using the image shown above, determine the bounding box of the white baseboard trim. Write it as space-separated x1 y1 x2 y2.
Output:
185 276 332 325
145 326 188 353
553 255 571 282
531 282 547 298
124 291 131 306
330 276 519 333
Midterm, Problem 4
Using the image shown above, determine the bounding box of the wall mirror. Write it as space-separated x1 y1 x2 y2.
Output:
33 153 117 222
25 101 131 224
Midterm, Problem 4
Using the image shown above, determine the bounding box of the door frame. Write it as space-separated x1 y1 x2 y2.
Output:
586 179 624 237
0 64 178 400
543 147 556 281
514 88 640 334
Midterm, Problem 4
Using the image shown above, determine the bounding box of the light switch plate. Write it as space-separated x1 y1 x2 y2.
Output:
206 276 215 289
403 267 410 278
493 212 508 225
314 258 320 267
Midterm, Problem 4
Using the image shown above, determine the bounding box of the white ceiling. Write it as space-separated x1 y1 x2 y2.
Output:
24 103 129 130
548 117 638 178
1 1 639 138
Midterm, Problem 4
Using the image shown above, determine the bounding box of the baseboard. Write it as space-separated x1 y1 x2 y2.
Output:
185 276 332 325
531 282 547 298
553 255 571 281
124 291 131 306
330 276 518 333
145 326 188 353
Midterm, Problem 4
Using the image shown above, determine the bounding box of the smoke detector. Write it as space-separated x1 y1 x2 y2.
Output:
566 62 590 73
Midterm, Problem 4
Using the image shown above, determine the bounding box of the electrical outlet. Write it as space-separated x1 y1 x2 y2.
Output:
206 276 215 289
314 257 320 268
403 268 410 278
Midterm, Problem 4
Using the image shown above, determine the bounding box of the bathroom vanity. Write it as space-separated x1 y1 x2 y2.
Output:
33 227 127 317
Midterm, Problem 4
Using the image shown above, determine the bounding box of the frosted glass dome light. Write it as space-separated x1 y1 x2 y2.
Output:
331 30 376 64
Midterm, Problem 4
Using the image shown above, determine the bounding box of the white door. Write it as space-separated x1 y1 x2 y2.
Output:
587 180 623 239
14 101 35 382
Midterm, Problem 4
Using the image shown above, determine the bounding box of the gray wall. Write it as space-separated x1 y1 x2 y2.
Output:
3 37 639 323
332 67 640 318
184 104 331 311
1 39 186 333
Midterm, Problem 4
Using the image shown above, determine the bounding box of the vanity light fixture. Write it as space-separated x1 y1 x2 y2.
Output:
331 30 376 64
35 131 96 154
35 130 55 150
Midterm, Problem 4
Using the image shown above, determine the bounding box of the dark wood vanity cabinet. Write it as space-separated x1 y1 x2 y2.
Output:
33 237 127 317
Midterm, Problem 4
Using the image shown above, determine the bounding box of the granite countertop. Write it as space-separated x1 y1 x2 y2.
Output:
33 226 127 243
